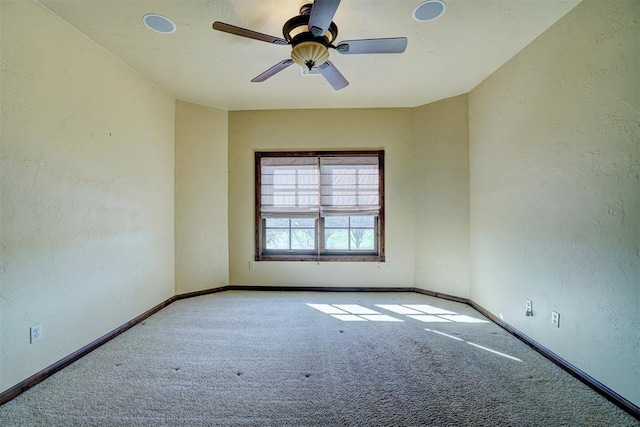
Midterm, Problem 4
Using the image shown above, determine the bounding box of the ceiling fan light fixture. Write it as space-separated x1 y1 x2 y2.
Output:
412 0 447 22
291 41 330 70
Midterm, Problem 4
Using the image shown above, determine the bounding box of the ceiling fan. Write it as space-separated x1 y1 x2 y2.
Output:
212 0 408 90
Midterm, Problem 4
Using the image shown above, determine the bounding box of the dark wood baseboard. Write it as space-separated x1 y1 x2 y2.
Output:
469 301 640 421
0 295 176 406
226 285 416 293
413 287 470 304
2 286 638 421
175 285 233 300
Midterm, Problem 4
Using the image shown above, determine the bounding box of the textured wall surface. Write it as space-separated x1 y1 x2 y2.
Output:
2 0 637 411
469 0 639 406
175 101 229 294
0 0 4 391
228 109 416 287
413 95 470 298
0 0 175 392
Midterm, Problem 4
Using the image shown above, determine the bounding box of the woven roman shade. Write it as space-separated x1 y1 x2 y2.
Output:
260 156 319 217
259 155 380 218
320 156 380 216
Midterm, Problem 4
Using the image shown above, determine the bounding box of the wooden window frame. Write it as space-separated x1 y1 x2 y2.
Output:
255 150 385 262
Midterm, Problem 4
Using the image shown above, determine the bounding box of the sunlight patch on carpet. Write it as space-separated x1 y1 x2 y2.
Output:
359 314 404 322
426 328 522 362
332 305 380 315
307 303 403 322
375 304 424 315
307 303 489 323
439 314 489 324
306 304 350 314
426 328 464 341
403 304 457 315
467 342 522 362
331 314 368 321
408 315 452 323
387 304 489 323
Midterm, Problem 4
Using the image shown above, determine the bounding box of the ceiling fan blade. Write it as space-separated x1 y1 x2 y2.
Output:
251 59 295 82
212 21 287 45
335 37 408 54
318 61 349 90
309 0 341 37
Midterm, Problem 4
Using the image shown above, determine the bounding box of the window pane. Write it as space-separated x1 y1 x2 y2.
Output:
291 218 315 228
265 229 289 250
325 216 348 227
325 229 349 250
258 152 384 260
351 229 374 250
350 216 374 227
291 229 315 249
265 218 290 228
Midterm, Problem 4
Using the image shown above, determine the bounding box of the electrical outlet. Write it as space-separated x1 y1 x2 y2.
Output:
30 324 42 343
525 299 533 316
551 311 560 328
249 261 256 270
385 262 391 271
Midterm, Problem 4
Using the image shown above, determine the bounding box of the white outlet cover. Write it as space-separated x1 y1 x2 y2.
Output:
526 299 532 311
30 324 42 343
551 311 560 327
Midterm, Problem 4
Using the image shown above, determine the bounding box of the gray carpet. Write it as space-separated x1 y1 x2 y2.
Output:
1 291 637 426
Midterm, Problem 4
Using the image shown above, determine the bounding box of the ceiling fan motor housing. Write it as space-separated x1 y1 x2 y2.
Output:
283 4 338 70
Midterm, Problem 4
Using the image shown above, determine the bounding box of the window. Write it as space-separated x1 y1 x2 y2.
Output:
256 151 384 261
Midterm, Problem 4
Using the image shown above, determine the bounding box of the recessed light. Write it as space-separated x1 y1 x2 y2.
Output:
413 0 447 22
143 14 176 34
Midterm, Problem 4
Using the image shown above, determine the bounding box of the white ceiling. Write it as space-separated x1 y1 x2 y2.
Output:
39 0 581 111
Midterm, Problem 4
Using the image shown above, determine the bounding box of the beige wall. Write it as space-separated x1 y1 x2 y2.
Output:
2 0 637 411
413 95 470 297
469 0 639 406
0 0 175 393
228 109 416 287
0 0 3 391
175 101 229 294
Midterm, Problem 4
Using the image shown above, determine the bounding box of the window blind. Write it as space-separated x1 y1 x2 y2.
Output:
260 157 319 216
320 156 379 216
260 154 380 217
